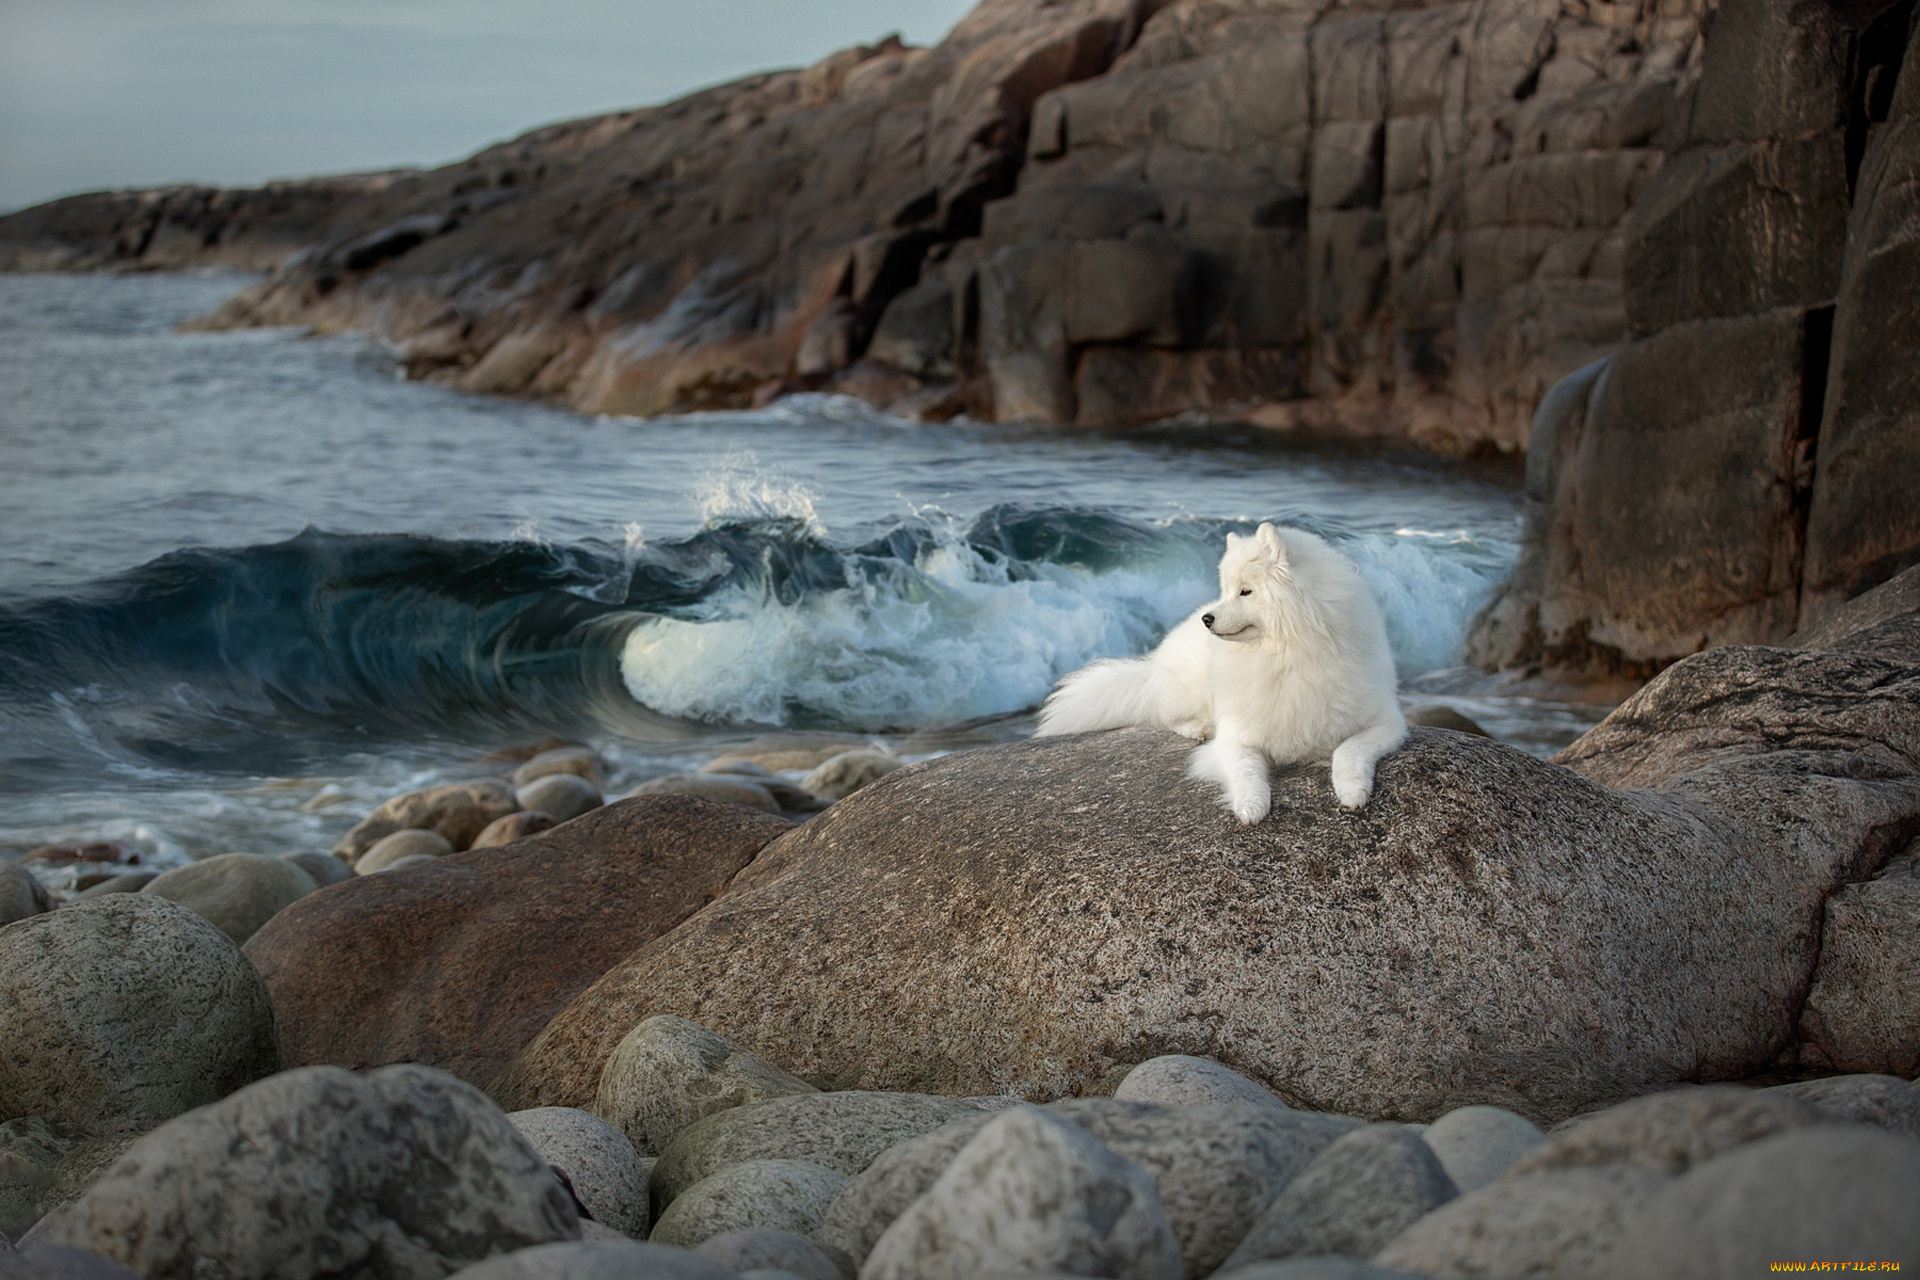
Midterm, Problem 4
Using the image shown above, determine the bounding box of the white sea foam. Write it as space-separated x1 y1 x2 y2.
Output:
693 450 825 534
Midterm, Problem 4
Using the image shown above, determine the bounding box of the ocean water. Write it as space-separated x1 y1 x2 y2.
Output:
0 271 1597 873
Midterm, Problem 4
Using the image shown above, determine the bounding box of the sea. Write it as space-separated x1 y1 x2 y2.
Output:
0 271 1602 880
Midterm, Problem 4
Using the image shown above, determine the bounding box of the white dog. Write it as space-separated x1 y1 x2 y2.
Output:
1035 522 1405 822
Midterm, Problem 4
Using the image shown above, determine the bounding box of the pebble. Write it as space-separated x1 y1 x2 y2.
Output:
799 748 903 801
139 853 317 945
594 1015 818 1158
626 774 782 814
513 745 603 788
1112 1055 1290 1110
70 871 159 900
281 852 354 888
355 828 454 874
0 866 49 926
1769 1073 1920 1139
507 1106 649 1238
515 773 602 823
692 1228 845 1280
648 1159 848 1249
1420 1104 1546 1192
473 811 560 848
445 1240 741 1280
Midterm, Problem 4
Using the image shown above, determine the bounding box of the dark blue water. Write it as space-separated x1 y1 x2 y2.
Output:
0 272 1588 866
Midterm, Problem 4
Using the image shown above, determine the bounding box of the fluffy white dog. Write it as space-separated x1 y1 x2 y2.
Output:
1035 522 1405 822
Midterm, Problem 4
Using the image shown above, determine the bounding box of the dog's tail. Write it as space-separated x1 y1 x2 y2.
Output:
1034 658 1161 736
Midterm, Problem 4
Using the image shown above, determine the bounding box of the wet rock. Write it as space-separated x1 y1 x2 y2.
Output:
593 1015 818 1158
513 745 603 788
516 773 603 823
0 894 276 1137
333 778 519 860
354 828 454 873
650 1092 976 1214
1507 1085 1825 1178
247 797 790 1087
495 599 1920 1123
1612 1127 1920 1273
799 748 903 802
1112 1056 1289 1110
1770 1075 1920 1140
706 734 873 773
0 866 48 926
626 774 782 814
1373 1164 1669 1280
473 811 560 848
863 1106 1181 1280
140 852 316 945
282 851 353 887
35 1064 579 1277
1419 1104 1546 1193
1219 1124 1455 1269
650 1159 849 1249
508 1106 649 1238
693 1228 844 1280
445 1240 739 1280
868 280 956 379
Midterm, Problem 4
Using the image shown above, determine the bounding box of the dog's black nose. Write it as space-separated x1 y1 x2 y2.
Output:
1201 613 1215 629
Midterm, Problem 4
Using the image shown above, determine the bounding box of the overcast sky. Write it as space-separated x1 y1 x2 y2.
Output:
0 0 979 213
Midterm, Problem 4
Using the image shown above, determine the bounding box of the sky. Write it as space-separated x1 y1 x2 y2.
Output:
0 0 980 213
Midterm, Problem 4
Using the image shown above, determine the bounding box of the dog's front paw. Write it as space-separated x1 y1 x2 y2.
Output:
1333 777 1372 810
1230 790 1271 825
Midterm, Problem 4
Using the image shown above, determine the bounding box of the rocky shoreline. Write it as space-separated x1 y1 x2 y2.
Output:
4 569 1919 1273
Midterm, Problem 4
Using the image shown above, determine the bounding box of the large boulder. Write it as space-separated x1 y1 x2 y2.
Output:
245 797 790 1086
491 605 1920 1125
0 895 277 1137
35 1064 579 1278
140 853 317 945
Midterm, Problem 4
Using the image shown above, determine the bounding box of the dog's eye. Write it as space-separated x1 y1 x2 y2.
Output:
1238 588 1252 596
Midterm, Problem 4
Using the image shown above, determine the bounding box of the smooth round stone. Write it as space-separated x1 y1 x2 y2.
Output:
140 854 318 945
648 1159 848 1249
693 1228 843 1280
513 745 603 788
473 811 560 848
507 1106 649 1238
370 853 441 874
71 871 160 900
1770 1074 1920 1139
282 851 354 888
1113 1055 1289 1110
334 779 519 860
515 774 603 823
0 894 277 1137
0 865 49 926
445 1241 739 1280
625 775 781 814
705 734 872 773
594 1015 818 1158
356 828 454 874
800 749 902 802
1421 1105 1546 1193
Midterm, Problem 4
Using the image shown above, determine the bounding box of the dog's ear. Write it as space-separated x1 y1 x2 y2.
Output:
1225 531 1246 551
1255 522 1287 562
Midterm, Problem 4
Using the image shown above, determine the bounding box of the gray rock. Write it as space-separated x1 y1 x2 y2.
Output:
1419 1104 1546 1193
1045 1100 1363 1279
1509 1085 1824 1177
282 851 353 888
140 852 317 945
446 1240 739 1280
70 871 158 900
1769 1075 1920 1140
651 1091 975 1215
36 1063 579 1278
627 774 781 814
1219 1124 1455 1269
473 811 560 848
1610 1127 1920 1275
516 773 603 823
811 1113 995 1266
594 1015 818 1158
1112 1056 1290 1110
33 1134 141 1225
863 1106 1181 1280
694 1228 843 1280
1212 1262 1427 1280
1373 1164 1670 1280
798 749 903 803
0 866 48 926
1798 854 1920 1076
705 734 874 773
371 852 440 873
509 1106 650 1238
0 1245 143 1280
867 280 956 379
334 778 519 860
513 746 603 788
650 1159 848 1249
355 828 454 873
0 1117 67 1236
0 894 277 1137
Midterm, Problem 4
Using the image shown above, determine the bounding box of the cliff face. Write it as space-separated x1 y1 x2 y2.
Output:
19 0 1703 456
1471 0 1920 674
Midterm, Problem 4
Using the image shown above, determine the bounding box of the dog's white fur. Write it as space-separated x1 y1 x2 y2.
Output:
1035 522 1406 822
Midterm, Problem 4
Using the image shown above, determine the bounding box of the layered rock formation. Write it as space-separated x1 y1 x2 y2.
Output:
0 0 1707 455
488 569 1920 1125
1470 0 1920 673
